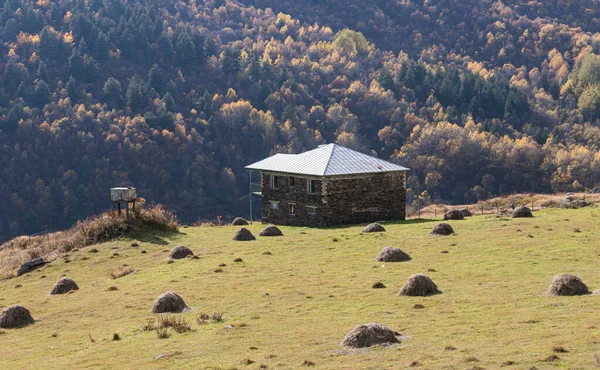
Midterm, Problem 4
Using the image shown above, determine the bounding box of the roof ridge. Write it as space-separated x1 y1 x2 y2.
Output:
321 143 336 176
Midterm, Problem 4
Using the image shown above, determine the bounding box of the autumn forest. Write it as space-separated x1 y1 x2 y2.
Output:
1 0 600 241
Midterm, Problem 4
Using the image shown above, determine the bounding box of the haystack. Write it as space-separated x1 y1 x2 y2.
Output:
50 277 79 295
231 217 249 226
546 274 590 296
430 222 454 236
259 225 283 237
374 247 411 262
444 209 464 220
0 305 34 328
459 208 473 217
151 292 189 314
363 223 385 233
512 206 533 218
341 323 400 348
168 245 194 260
398 273 440 296
232 228 256 241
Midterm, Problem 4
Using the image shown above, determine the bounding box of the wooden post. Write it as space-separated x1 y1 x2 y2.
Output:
118 203 121 215
531 199 534 212
418 208 421 219
434 208 436 218
480 204 483 215
495 202 499 214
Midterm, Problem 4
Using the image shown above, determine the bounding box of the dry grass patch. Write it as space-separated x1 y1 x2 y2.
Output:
0 205 178 278
111 266 138 279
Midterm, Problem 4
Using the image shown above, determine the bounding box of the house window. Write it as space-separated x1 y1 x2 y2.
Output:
269 201 279 210
307 179 317 194
289 203 296 215
289 176 295 187
306 206 317 215
270 175 278 189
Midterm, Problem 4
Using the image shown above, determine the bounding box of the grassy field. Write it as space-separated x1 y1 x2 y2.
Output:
1 207 600 369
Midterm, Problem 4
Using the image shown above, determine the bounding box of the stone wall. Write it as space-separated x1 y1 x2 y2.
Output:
260 171 406 227
260 172 326 227
322 172 406 225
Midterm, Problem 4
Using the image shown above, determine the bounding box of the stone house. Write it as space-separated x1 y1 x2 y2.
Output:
245 144 409 227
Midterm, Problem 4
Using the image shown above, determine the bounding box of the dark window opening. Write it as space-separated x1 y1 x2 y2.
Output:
289 176 295 187
307 179 317 194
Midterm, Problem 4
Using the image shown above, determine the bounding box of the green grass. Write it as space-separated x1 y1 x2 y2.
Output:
2 208 600 369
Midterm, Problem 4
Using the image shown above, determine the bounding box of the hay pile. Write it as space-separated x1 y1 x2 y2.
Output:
231 217 249 226
50 277 79 295
374 247 411 262
398 273 440 296
430 223 454 236
546 274 590 296
341 323 401 348
259 225 283 237
459 208 473 217
151 292 189 313
363 223 385 233
512 206 533 218
444 209 464 220
0 305 34 328
168 245 194 259
232 228 256 241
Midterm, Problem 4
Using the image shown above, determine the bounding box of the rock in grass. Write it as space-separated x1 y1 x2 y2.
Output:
16 258 46 276
151 292 189 314
0 305 34 329
231 217 249 226
398 273 440 296
546 274 590 296
50 277 79 295
341 323 400 348
512 206 533 218
374 247 411 262
168 245 194 260
259 225 283 237
362 223 385 233
444 209 464 220
430 223 454 236
232 228 256 241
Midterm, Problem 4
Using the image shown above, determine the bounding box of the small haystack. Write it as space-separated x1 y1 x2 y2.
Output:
546 274 590 296
260 225 283 237
363 223 385 233
512 206 533 218
231 217 249 226
341 322 400 348
374 247 411 262
151 292 189 314
430 223 454 236
459 208 473 217
168 245 194 260
444 209 464 220
232 228 256 241
50 277 79 295
0 305 35 328
398 273 440 296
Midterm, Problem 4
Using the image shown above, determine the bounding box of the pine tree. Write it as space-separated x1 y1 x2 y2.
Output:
162 92 176 112
66 76 79 102
222 47 241 75
102 77 124 109
148 64 166 94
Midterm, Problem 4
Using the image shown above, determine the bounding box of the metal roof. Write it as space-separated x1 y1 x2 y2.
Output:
245 144 409 176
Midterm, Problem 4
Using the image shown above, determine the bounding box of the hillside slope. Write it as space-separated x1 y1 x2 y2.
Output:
1 0 600 242
1 207 600 368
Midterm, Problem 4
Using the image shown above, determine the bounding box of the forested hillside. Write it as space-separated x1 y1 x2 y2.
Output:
1 0 600 241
